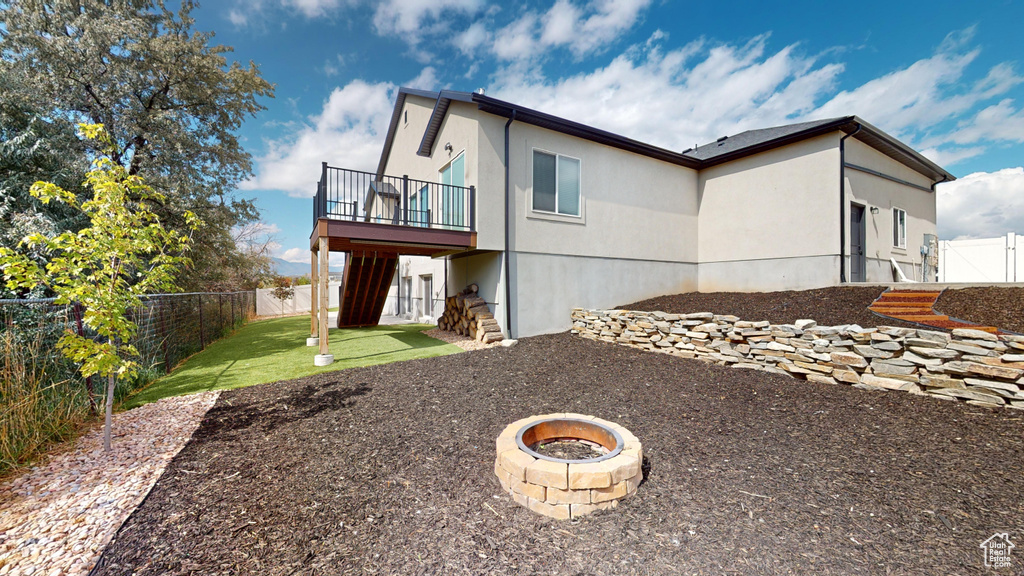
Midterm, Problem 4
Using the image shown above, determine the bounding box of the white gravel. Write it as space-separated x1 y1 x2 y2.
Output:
0 391 219 576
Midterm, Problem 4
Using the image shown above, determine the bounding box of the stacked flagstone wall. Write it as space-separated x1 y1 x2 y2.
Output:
570 308 1024 410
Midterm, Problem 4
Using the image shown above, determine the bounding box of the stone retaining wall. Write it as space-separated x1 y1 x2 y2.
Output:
571 308 1024 410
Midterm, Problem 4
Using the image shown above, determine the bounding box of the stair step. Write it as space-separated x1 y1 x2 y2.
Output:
892 314 949 322
869 307 933 314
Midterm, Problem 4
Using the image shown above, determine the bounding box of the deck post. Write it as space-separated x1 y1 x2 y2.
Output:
402 175 409 226
307 246 319 346
469 185 476 231
315 236 333 365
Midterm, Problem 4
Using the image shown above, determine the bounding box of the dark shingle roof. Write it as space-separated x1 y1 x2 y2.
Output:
682 118 847 161
376 87 955 183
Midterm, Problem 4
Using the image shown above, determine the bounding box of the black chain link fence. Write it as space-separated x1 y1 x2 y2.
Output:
0 291 255 472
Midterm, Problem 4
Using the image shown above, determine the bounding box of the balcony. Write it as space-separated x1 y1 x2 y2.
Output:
310 164 477 256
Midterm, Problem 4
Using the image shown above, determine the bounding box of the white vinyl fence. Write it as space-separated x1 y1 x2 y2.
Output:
256 282 341 316
938 233 1023 282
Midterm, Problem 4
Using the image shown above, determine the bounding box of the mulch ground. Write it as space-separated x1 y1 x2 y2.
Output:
619 286 915 329
94 329 1024 574
937 287 1024 334
621 285 1024 334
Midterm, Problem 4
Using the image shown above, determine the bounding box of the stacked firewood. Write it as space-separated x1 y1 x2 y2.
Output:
438 284 504 344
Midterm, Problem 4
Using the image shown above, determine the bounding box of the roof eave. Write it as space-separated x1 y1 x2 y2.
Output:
470 93 703 169
375 87 441 177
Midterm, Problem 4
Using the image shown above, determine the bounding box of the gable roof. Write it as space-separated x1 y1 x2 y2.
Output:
684 116 955 182
377 87 955 183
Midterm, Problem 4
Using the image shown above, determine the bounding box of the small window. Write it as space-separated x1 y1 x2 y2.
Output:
532 150 580 216
892 207 907 249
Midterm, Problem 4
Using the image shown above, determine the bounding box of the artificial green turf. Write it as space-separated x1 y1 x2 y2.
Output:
123 315 461 408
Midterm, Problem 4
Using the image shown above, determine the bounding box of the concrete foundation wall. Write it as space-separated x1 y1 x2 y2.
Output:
510 251 698 337
697 255 840 293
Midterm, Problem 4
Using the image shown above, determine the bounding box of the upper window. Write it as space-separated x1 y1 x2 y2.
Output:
533 150 580 217
893 207 907 249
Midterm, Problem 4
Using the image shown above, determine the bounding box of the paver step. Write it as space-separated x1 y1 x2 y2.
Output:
896 314 950 322
869 307 934 314
870 301 935 308
868 289 1005 334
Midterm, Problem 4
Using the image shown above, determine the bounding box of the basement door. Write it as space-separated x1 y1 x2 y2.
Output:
850 204 866 282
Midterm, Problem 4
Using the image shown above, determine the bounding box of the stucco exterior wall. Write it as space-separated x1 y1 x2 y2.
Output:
448 251 507 334
843 138 937 282
380 97 483 232
696 133 841 291
499 119 700 263
511 252 697 337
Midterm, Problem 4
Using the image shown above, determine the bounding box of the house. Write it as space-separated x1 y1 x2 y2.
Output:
306 88 954 359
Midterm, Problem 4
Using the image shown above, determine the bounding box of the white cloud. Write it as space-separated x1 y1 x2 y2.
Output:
454 21 490 57
946 99 1024 145
322 54 345 77
280 247 311 263
489 34 842 151
282 0 345 18
937 168 1024 239
492 0 652 61
372 0 485 53
407 66 440 91
242 80 397 197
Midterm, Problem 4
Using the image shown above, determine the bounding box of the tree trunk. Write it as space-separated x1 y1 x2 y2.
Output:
104 372 115 452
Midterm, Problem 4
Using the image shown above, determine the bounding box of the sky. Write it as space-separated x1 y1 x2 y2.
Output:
189 0 1024 264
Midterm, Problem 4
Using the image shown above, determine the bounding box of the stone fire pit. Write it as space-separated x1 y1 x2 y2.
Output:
494 413 643 519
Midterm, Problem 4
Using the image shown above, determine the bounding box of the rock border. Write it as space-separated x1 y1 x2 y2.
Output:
494 413 642 520
572 308 1024 410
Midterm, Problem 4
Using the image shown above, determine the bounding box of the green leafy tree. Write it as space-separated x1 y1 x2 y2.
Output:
0 0 274 291
0 124 199 452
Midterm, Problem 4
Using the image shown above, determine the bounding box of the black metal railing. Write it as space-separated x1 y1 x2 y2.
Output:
313 163 476 232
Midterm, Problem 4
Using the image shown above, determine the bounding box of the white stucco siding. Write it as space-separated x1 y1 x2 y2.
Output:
511 252 698 336
381 98 482 229
697 133 841 266
843 138 937 281
502 121 699 263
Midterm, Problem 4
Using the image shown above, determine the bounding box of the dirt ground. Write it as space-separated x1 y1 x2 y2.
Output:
94 325 1023 574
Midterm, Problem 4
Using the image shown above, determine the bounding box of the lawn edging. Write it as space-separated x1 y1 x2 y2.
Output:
571 308 1024 410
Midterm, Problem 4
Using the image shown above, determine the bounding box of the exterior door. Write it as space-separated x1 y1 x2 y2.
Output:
850 204 866 282
420 275 433 319
440 153 464 228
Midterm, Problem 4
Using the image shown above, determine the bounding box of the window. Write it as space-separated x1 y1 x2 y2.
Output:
892 207 907 249
532 150 580 216
410 184 429 227
440 153 465 228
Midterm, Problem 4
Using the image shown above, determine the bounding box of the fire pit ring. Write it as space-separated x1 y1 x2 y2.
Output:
516 417 624 463
495 413 643 520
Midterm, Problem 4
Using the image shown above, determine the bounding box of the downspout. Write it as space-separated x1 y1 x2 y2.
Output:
503 110 517 338
931 174 948 192
839 122 862 283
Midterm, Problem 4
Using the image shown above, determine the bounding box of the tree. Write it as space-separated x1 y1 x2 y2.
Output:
0 0 274 291
269 275 295 316
0 124 199 452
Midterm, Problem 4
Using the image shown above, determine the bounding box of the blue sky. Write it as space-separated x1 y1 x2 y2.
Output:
191 0 1024 264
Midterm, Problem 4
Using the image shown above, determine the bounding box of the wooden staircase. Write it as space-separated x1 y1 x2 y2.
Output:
337 250 398 328
868 290 1000 333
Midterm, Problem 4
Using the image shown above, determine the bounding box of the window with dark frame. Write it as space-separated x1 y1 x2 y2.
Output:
532 150 580 216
